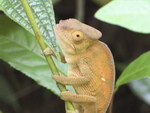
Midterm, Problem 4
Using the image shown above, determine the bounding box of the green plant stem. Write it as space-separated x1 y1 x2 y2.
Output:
21 0 75 111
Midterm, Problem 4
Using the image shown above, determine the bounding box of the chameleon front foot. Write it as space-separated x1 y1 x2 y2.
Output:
53 74 90 85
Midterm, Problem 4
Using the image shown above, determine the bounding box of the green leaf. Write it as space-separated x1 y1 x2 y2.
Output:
0 15 67 95
130 78 150 105
0 0 60 52
0 0 2 4
95 0 150 33
116 51 150 88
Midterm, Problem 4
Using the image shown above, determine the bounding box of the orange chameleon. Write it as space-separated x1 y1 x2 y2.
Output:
52 19 115 113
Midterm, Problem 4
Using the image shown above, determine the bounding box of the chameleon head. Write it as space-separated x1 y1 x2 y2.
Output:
54 19 102 55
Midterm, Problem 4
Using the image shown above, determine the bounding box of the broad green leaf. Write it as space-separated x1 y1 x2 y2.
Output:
0 15 68 95
0 0 61 52
130 78 150 105
95 0 150 33
116 51 150 88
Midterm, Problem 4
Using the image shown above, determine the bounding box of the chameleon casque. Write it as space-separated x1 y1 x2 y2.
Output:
52 19 115 113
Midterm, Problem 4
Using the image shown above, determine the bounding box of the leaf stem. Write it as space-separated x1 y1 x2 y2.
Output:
21 0 75 111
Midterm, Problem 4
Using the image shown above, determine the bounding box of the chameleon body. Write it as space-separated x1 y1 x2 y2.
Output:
53 19 115 113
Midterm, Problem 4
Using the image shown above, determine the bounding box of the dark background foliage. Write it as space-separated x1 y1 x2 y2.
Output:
0 0 150 113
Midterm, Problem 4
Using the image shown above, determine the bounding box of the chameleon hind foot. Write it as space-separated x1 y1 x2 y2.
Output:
60 91 96 103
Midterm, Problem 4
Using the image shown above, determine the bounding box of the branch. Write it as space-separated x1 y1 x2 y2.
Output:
21 0 75 111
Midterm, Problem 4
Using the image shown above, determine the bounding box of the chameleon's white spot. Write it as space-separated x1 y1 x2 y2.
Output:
101 78 106 82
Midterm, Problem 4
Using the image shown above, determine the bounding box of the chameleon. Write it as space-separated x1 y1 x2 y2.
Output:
52 19 115 113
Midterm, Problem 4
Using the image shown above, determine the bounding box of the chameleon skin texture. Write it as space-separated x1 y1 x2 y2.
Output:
54 19 115 113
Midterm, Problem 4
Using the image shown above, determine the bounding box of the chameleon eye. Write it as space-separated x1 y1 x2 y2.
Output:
72 30 84 41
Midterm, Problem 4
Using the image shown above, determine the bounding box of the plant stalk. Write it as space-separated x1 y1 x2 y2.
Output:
21 0 75 111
